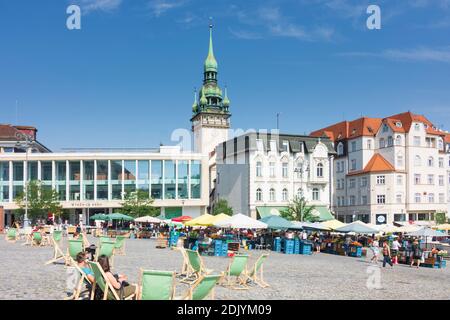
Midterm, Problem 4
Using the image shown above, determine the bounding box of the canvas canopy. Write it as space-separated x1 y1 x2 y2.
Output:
259 215 293 230
320 219 346 230
134 216 162 223
407 228 447 237
184 214 214 227
215 213 268 229
433 223 450 231
335 221 379 234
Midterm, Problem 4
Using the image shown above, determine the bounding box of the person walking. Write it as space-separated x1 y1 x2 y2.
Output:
382 242 393 268
410 239 422 268
369 239 380 264
391 238 401 265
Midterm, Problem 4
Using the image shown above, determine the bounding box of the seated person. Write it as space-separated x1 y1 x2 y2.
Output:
97 255 137 299
76 252 95 283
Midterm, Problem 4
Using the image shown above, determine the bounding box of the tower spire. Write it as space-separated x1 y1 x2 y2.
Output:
204 18 218 73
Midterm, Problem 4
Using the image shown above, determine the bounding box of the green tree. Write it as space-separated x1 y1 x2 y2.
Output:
212 198 233 216
435 212 447 225
281 196 317 222
14 180 63 222
121 190 159 217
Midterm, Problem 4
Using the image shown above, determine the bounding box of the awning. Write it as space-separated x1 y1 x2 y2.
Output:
311 206 334 222
256 207 288 219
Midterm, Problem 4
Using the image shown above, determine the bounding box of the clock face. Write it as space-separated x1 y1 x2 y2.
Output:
376 215 386 224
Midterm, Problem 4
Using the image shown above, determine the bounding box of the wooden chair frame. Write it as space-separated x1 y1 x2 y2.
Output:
180 249 213 285
64 261 93 300
245 254 270 288
89 261 136 300
180 273 224 300
221 254 250 290
45 237 66 265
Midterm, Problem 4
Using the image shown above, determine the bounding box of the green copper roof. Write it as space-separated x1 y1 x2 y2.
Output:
199 88 207 105
223 87 230 106
204 25 218 72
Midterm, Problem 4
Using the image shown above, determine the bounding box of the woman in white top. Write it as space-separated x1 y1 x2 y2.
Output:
391 239 401 265
370 239 380 263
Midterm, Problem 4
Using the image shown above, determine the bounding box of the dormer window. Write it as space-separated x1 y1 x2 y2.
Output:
352 129 356 135
395 122 402 128
382 124 389 132
414 123 420 131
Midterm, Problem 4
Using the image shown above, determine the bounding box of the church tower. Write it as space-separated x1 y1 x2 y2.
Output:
191 23 231 156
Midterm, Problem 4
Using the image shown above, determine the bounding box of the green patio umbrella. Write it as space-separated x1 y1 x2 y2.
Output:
259 215 293 230
90 213 109 221
107 213 134 221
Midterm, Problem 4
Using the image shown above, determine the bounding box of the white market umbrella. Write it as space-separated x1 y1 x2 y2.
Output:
335 220 379 234
407 228 447 238
134 216 162 223
214 213 268 229
396 223 422 233
378 224 401 233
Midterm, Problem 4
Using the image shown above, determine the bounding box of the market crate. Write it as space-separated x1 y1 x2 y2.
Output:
422 260 446 269
273 238 281 252
299 242 313 255
348 246 362 258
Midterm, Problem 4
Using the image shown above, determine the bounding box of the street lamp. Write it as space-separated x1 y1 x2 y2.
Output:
15 133 33 228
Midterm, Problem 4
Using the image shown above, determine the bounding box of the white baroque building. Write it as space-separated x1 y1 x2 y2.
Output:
311 111 450 224
214 133 336 220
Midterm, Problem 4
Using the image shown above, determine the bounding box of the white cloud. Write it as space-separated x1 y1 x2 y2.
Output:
338 46 450 63
228 28 262 40
78 0 122 13
147 0 187 17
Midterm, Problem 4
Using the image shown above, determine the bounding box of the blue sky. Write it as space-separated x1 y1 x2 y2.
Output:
1 0 450 150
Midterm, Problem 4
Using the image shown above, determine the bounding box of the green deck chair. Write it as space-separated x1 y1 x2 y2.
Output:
222 254 249 290
246 254 269 288
114 236 126 255
66 239 84 266
6 228 17 243
88 261 135 300
183 273 223 300
137 270 176 300
96 241 115 267
45 231 66 265
181 249 213 284
32 232 43 247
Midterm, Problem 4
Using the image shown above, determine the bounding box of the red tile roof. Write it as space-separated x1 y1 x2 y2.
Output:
311 111 446 141
347 153 395 176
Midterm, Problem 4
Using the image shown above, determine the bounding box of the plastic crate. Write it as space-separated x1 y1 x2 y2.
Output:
348 246 362 257
299 242 313 255
273 238 281 252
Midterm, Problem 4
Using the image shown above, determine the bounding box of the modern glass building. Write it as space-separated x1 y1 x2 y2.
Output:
0 145 208 226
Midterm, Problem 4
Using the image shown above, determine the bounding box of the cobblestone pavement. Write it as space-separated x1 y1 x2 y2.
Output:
1 235 449 300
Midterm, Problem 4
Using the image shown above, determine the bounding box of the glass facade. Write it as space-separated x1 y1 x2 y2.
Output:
13 162 24 199
137 160 150 194
177 160 189 199
191 160 201 199
55 161 66 200
28 161 38 181
164 160 176 199
123 160 136 196
151 160 162 199
0 158 203 203
41 161 52 194
83 161 95 200
96 160 108 200
0 162 9 201
69 161 81 200
111 160 122 200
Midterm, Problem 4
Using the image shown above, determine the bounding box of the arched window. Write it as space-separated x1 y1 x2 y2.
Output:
428 156 434 167
295 162 303 179
312 188 320 201
297 188 303 198
282 188 288 201
337 143 344 156
395 135 402 146
256 188 262 202
317 163 324 178
269 188 276 202
414 155 421 167
256 161 262 177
